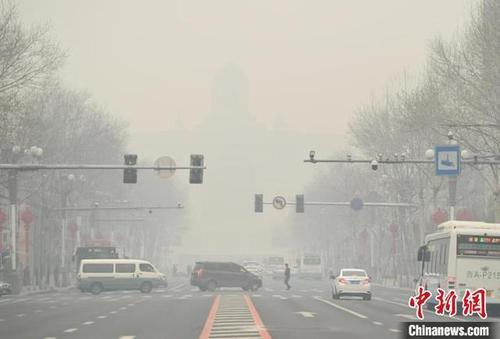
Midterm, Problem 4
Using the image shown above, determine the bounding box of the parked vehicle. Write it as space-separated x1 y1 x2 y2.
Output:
190 261 262 291
330 268 371 300
77 259 167 294
242 261 264 277
264 256 285 279
298 254 323 279
0 280 11 296
73 246 118 273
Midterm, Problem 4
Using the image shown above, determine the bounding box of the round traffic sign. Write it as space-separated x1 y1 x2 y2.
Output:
350 198 364 211
154 156 176 179
272 196 287 210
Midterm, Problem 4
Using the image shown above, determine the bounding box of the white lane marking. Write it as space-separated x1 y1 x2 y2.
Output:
272 294 288 300
291 295 303 298
389 329 401 333
119 336 136 339
178 294 192 299
202 294 213 297
128 303 134 306
83 321 94 325
49 305 56 309
373 321 383 326
264 288 274 292
97 315 107 319
295 311 316 318
0 319 4 322
35 309 42 313
16 313 25 317
372 297 468 322
142 295 152 298
110 311 118 314
394 313 416 320
313 296 368 319
120 307 127 310
311 289 324 293
251 294 261 297
162 294 173 298
44 337 56 339
64 328 78 333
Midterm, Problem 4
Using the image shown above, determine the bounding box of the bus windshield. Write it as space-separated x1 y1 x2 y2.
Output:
457 234 500 257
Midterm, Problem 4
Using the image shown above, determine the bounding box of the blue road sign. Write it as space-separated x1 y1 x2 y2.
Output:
435 145 461 176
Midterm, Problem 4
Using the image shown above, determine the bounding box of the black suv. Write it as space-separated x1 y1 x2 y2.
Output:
190 261 262 291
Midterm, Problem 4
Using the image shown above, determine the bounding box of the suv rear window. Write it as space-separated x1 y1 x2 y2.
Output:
82 263 113 273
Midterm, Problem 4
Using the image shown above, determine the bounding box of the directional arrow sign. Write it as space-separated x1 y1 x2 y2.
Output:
295 311 316 318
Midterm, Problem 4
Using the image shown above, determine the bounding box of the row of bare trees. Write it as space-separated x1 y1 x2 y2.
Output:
0 1 184 289
292 0 500 286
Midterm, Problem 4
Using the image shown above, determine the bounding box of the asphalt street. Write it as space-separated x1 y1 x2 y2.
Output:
0 277 497 339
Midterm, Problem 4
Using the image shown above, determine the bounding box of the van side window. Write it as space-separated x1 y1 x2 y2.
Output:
139 264 154 272
116 264 135 273
83 263 113 273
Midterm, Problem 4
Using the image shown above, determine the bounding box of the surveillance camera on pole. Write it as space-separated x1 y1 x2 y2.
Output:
371 159 378 171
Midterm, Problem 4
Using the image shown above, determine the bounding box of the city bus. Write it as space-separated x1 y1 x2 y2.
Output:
417 220 500 307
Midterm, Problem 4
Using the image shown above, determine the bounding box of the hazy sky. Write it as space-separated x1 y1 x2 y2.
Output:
18 0 475 138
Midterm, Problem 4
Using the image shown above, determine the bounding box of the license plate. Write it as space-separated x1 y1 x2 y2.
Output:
350 280 360 284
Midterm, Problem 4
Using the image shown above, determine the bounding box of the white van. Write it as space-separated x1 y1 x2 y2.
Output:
77 259 167 294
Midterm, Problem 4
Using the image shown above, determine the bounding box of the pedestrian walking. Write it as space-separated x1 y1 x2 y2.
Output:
284 263 291 290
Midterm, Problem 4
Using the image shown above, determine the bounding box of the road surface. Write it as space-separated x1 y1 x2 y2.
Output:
0 277 496 339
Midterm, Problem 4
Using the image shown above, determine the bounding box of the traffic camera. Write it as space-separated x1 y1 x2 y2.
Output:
370 159 378 171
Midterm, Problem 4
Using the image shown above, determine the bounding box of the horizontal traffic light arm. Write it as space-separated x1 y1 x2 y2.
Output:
304 159 500 165
262 201 416 208
0 164 206 171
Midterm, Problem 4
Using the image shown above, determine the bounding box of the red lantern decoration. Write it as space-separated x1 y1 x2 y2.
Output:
457 208 473 221
20 209 34 225
432 208 448 225
0 210 6 226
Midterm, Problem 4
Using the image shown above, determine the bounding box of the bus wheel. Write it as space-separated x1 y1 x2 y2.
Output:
90 283 103 295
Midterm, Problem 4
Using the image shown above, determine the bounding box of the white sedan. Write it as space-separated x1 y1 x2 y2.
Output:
330 268 371 300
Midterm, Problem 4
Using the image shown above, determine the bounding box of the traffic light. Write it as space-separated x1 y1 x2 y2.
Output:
123 154 137 184
189 154 204 184
255 194 263 213
296 194 304 213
